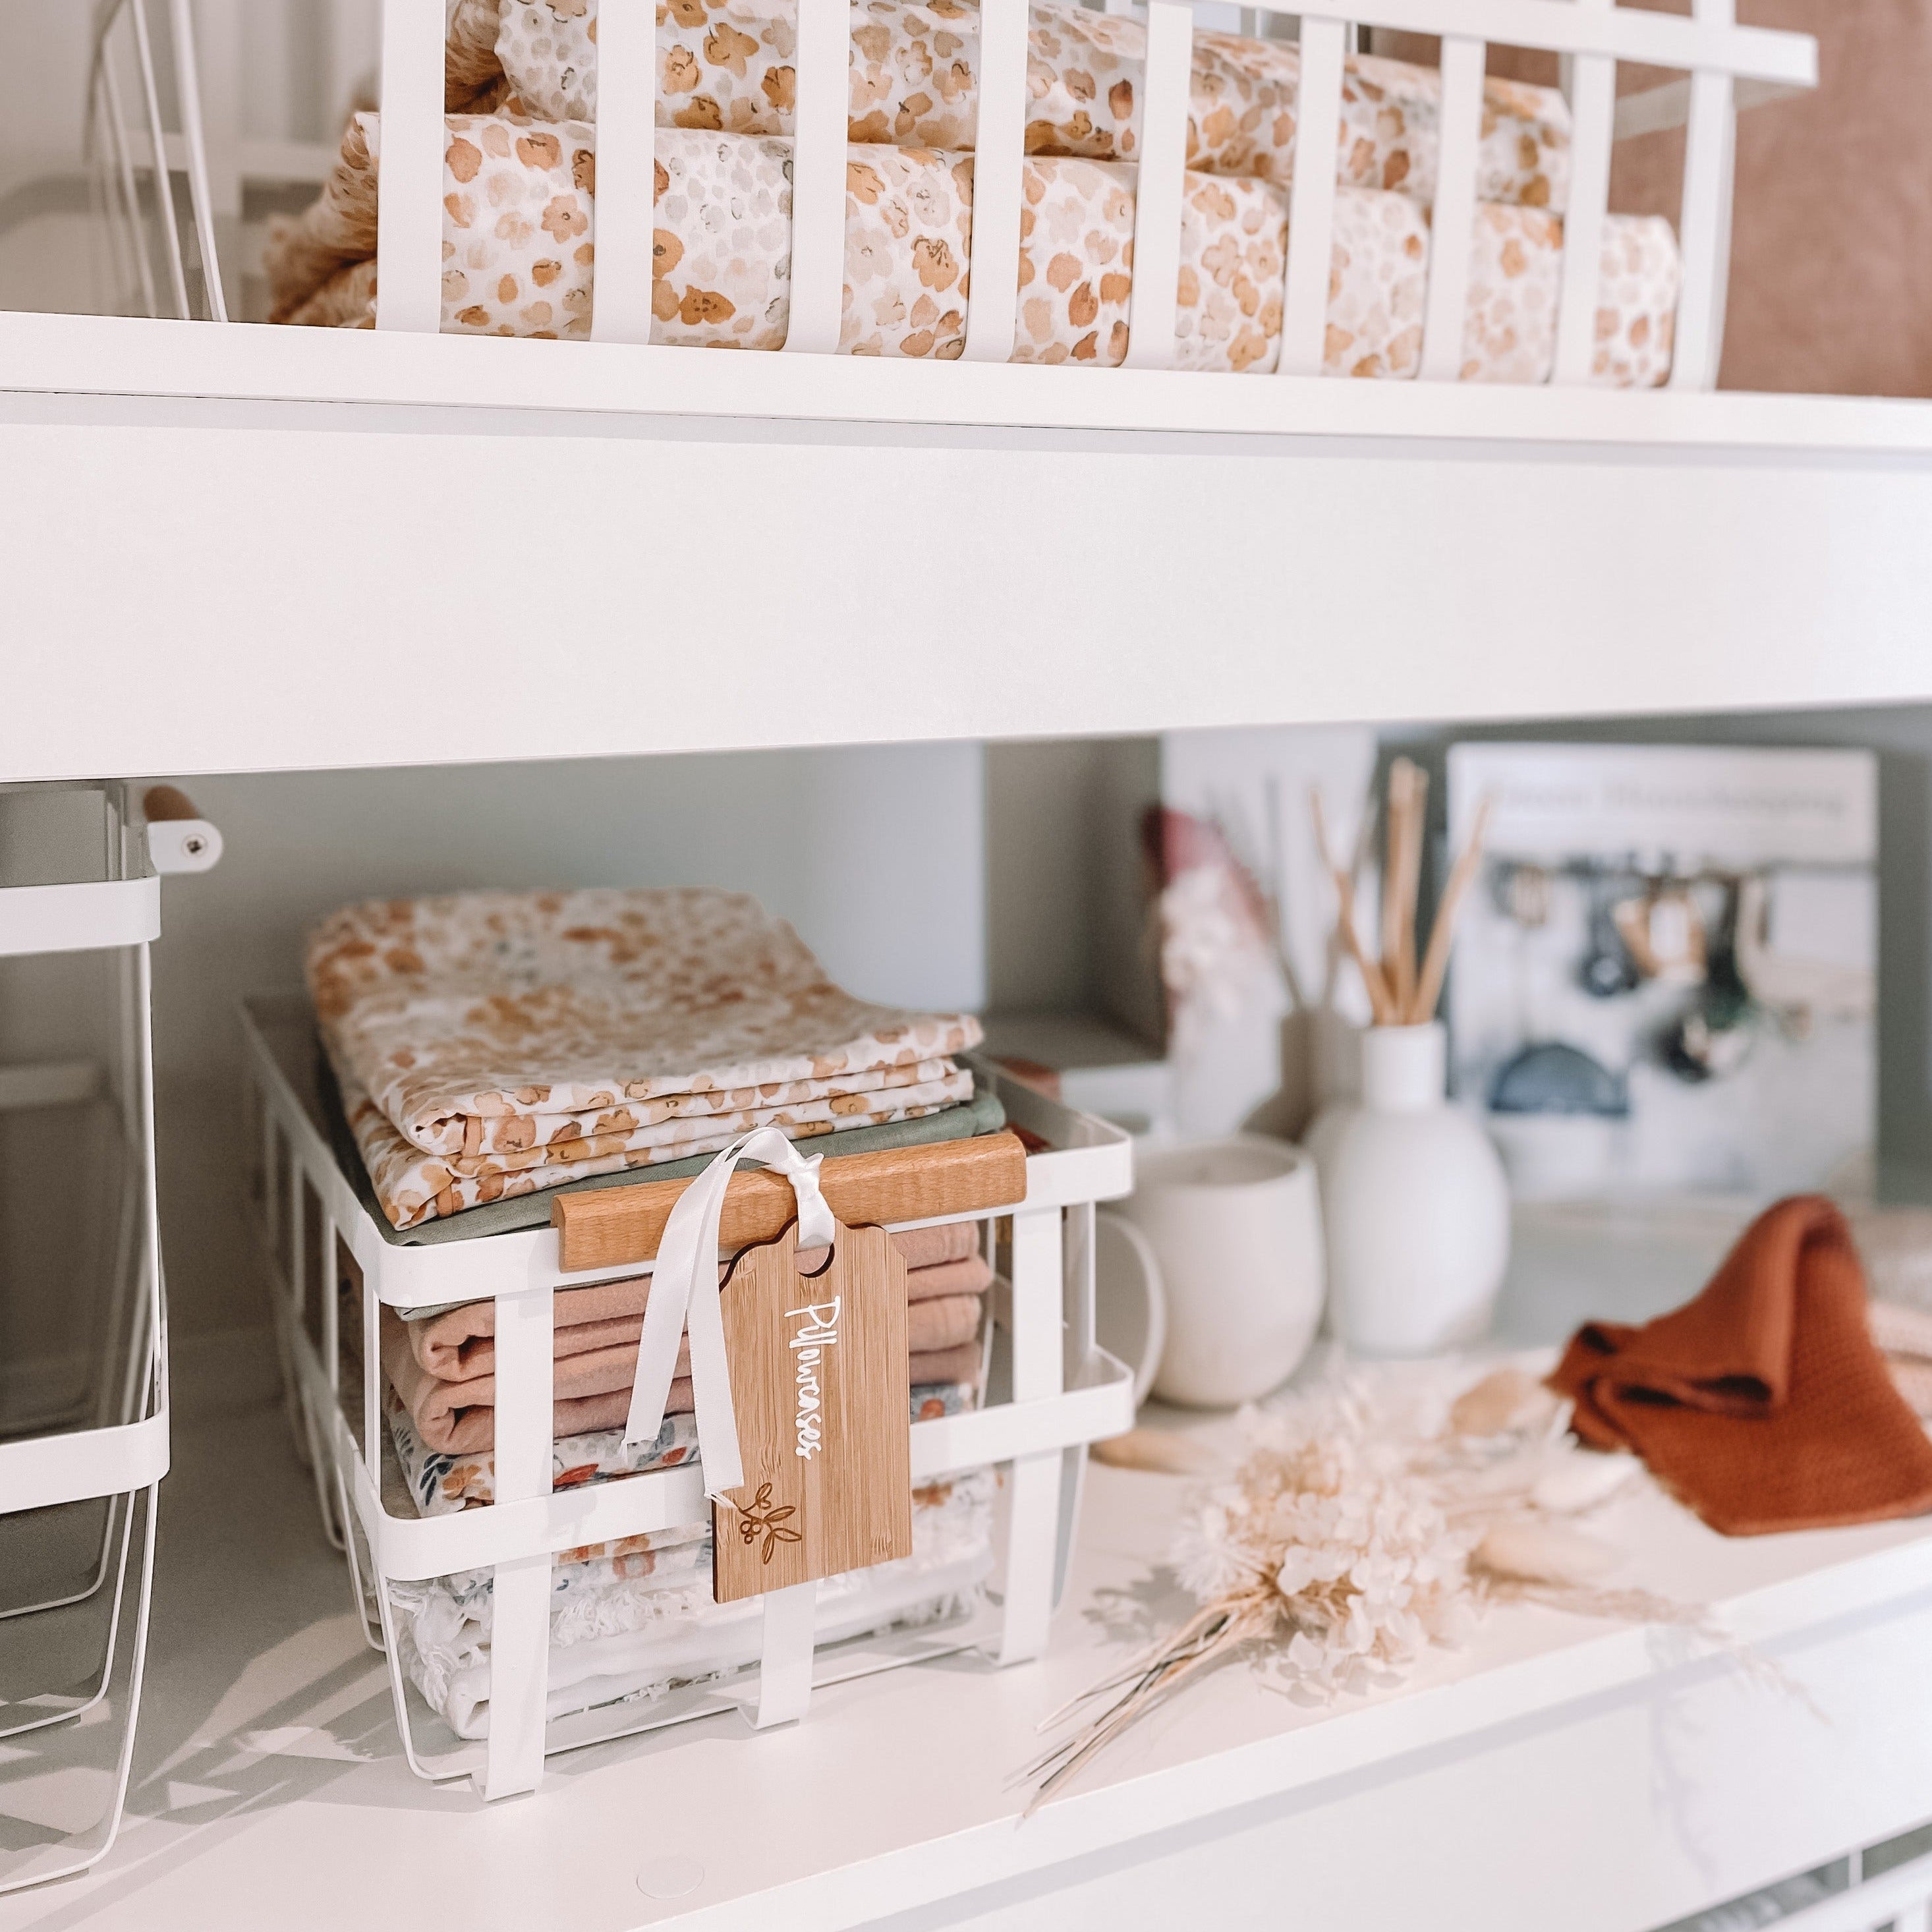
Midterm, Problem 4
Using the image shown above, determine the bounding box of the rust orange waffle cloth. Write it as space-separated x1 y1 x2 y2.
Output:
1548 1195 1932 1535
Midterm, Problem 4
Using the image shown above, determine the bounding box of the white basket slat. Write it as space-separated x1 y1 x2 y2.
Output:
1552 0 1616 385
783 0 851 353
1670 0 1740 391
961 0 1029 363
1417 32 1487 382
1120 0 1194 370
588 0 658 344
374 0 443 333
1276 13 1346 380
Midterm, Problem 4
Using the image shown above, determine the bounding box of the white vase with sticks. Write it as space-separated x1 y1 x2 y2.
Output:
1305 763 1512 1357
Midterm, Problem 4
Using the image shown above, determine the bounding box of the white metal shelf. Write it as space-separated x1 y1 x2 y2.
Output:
4 370 1932 785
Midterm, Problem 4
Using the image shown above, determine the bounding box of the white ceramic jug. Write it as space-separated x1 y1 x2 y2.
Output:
1308 1021 1510 1357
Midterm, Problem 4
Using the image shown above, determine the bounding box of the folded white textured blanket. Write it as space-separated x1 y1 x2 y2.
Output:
308 887 981 1228
390 1467 996 1738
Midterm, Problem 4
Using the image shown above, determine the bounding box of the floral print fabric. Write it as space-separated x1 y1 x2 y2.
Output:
309 887 980 1228
1459 205 1678 389
1592 212 1678 389
1188 36 1570 212
469 0 1570 212
1321 185 1428 379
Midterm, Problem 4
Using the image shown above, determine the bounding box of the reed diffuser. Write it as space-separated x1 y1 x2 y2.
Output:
1305 761 1510 1356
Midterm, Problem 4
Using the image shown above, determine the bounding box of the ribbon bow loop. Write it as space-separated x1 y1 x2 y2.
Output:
622 1127 837 1500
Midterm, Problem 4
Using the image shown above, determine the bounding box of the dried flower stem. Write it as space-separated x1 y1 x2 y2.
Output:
1411 795 1494 1024
1312 788 1395 1023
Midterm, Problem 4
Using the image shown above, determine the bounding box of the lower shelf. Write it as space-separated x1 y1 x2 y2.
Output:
8 1207 1932 1932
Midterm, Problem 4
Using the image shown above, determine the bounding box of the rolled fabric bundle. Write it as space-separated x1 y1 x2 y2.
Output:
1460 204 1679 389
1592 212 1679 389
1188 37 1570 212
436 114 973 355
840 146 975 357
1010 154 1133 367
465 0 1568 206
1013 157 1288 375
1460 202 1565 385
273 111 1670 385
1173 171 1288 374
1321 184 1428 380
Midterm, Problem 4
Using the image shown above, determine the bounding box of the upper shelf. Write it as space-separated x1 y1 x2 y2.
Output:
3 323 1932 784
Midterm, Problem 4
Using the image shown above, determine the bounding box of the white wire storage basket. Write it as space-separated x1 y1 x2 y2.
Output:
0 0 1821 436
0 781 219 1894
245 1003 1136 1802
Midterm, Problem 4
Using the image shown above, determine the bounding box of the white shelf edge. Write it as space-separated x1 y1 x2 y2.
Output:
3 312 1932 457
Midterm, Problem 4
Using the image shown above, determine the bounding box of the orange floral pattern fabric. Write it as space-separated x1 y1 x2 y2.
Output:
469 0 1570 210
1188 36 1570 212
1322 185 1429 379
1460 205 1677 389
309 888 980 1228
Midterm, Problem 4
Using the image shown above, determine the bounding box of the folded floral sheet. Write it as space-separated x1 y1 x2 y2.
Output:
308 887 981 1228
449 0 1568 210
270 115 1672 385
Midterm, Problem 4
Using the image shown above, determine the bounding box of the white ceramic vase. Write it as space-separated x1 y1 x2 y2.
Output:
1116 1135 1325 1408
1307 1021 1511 1357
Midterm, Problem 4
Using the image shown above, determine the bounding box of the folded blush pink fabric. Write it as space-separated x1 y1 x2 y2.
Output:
384 1220 993 1453
403 1221 987 1382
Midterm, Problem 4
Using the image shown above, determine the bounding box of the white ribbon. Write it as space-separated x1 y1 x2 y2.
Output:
622 1127 838 1502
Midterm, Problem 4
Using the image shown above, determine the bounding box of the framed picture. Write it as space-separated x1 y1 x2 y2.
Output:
1447 743 1877 1200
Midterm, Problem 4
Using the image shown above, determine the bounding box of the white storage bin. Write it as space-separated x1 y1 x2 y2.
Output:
244 999 1135 1800
0 781 219 1893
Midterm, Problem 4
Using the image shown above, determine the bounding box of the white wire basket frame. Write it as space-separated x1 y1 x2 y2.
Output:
80 0 227 322
355 0 1815 396
0 780 218 1893
244 996 1137 1802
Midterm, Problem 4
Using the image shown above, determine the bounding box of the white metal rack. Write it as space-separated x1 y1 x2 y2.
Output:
0 781 218 1894
243 996 1135 1801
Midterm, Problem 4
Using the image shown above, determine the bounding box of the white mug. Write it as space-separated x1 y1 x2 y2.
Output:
1116 1135 1326 1409
1093 1209 1168 1406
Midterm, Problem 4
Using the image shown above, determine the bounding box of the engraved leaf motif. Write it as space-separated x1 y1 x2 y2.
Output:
735 1481 805 1563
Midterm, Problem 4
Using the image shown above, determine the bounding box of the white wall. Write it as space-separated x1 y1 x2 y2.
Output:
151 742 984 1336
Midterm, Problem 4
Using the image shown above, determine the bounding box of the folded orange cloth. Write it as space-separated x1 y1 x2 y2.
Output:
406 1222 988 1384
1549 1195 1932 1536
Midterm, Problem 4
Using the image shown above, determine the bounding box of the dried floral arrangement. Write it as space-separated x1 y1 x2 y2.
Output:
1025 1363 1700 1809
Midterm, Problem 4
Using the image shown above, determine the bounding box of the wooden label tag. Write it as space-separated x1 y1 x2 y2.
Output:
711 1219 912 1606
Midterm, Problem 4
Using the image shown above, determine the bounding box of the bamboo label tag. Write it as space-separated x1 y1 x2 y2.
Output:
712 1219 912 1606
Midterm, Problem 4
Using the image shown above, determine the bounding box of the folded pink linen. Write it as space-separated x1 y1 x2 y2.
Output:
382 1218 993 1454
385 1317 989 1455
404 1223 989 1383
